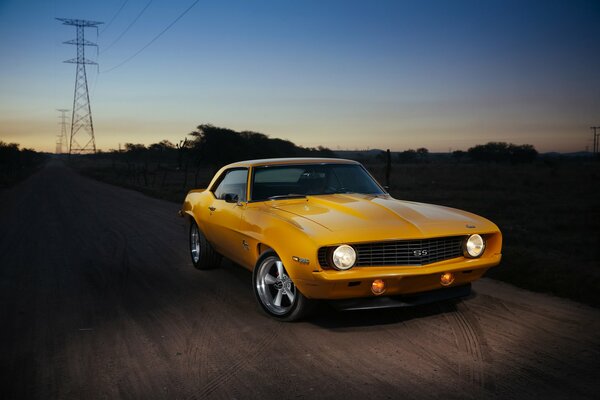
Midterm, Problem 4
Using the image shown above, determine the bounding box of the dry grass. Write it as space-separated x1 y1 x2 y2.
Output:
73 157 600 307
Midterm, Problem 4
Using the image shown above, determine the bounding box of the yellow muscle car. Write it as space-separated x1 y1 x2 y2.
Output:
180 158 502 321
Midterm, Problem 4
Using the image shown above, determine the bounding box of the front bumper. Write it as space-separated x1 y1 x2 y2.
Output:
295 253 500 300
329 283 472 310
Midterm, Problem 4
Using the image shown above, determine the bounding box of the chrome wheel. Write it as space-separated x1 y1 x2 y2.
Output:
255 256 296 316
190 223 201 263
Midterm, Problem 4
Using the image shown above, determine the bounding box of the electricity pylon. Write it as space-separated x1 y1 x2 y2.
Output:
592 126 600 155
55 136 62 154
56 18 103 154
56 108 69 154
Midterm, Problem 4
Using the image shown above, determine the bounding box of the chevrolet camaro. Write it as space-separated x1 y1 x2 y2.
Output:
180 158 502 321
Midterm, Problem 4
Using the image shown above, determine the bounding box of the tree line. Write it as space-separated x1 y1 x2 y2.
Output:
458 142 538 163
392 142 538 164
106 125 538 167
85 124 336 189
97 124 335 168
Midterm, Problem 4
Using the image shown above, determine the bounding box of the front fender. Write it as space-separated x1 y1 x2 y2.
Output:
243 205 325 284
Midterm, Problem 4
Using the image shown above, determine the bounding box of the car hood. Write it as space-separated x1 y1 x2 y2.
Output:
268 194 497 241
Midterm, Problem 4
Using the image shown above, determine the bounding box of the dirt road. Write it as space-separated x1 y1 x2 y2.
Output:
1 160 599 399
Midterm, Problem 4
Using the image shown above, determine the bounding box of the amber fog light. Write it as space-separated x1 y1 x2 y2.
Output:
371 279 386 295
440 272 455 286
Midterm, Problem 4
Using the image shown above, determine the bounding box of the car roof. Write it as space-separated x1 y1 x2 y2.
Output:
223 157 360 168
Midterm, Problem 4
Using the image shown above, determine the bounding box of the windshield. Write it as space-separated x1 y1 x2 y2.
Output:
251 164 385 201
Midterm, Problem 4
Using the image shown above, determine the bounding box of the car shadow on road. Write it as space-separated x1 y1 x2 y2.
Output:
220 259 477 330
308 298 469 330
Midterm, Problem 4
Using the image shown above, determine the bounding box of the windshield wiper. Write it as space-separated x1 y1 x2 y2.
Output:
267 193 307 200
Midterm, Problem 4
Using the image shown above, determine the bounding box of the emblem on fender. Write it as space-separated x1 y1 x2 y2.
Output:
292 256 310 264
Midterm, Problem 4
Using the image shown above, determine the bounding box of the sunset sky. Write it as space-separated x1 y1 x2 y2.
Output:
0 0 598 153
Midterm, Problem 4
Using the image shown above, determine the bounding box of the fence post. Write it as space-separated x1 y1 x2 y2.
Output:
385 149 391 188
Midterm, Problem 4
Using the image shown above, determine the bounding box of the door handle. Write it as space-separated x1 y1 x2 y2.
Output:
208 206 216 211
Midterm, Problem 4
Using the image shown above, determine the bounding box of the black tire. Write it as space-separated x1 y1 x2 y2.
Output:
252 250 315 321
189 219 221 269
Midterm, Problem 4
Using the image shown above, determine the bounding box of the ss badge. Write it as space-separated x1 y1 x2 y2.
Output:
413 249 428 256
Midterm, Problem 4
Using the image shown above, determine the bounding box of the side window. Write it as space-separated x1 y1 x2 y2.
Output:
212 169 248 202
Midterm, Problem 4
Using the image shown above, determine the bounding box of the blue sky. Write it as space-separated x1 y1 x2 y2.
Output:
0 0 599 152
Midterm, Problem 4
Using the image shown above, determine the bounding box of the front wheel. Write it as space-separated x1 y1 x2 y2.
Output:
253 251 314 321
189 220 221 269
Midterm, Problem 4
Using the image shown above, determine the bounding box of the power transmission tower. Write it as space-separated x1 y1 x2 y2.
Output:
56 108 69 154
56 18 103 154
591 126 600 156
55 136 62 154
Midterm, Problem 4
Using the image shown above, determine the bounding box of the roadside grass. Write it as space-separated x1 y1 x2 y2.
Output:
72 157 600 307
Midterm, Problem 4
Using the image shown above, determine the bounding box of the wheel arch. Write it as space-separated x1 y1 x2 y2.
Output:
257 243 273 258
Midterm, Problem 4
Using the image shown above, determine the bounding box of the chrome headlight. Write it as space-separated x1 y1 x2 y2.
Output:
332 245 356 270
464 234 485 258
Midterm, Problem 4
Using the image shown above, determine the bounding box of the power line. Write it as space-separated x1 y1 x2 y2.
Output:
101 0 130 34
102 0 200 73
101 0 154 54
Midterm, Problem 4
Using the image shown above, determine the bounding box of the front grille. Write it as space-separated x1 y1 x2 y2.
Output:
318 236 465 268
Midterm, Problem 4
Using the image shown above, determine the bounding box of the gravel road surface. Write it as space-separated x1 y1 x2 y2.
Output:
1 161 599 399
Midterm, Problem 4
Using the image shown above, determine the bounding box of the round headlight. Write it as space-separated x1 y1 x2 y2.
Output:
331 245 356 270
464 234 485 258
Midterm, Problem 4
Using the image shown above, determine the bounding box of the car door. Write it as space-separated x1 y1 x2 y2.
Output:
203 168 249 264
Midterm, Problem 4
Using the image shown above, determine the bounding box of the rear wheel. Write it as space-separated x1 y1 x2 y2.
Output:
189 220 221 269
253 251 314 321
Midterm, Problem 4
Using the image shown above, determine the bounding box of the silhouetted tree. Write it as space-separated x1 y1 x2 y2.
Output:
468 142 510 162
397 148 429 163
508 143 538 163
189 124 334 166
416 147 429 162
398 149 417 163
0 142 47 185
452 150 467 162
467 142 537 163
0 142 20 168
123 143 147 162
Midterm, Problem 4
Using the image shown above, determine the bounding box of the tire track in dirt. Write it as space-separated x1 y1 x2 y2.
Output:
466 292 600 398
391 308 460 373
179 277 236 398
440 301 493 392
187 327 279 399
176 259 278 399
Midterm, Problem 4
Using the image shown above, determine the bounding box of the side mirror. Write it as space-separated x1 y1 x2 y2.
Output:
222 193 239 203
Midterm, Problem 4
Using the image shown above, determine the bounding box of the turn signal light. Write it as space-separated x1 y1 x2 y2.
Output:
371 279 386 295
440 272 455 286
